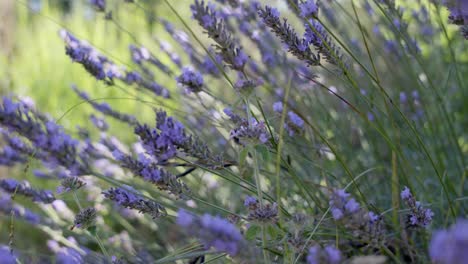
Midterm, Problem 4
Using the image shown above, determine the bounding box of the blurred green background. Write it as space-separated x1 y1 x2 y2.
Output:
0 0 187 136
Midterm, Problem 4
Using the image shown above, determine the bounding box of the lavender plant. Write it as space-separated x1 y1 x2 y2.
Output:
0 0 467 263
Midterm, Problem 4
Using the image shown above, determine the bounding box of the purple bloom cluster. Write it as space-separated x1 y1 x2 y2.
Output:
304 19 344 66
277 110 305 137
103 187 167 219
201 52 223 75
176 209 247 256
445 0 468 26
328 189 384 247
190 0 248 70
229 119 270 146
112 150 189 198
224 108 270 145
273 101 283 113
258 6 320 66
329 189 360 220
135 111 187 161
55 247 83 264
244 196 258 207
306 245 342 264
176 67 204 93
56 177 86 194
429 219 468 264
0 178 55 204
0 245 17 264
62 31 169 97
0 195 42 225
299 0 318 18
400 186 434 228
244 198 278 223
62 30 111 81
234 78 258 96
0 97 88 175
0 132 31 166
72 207 97 230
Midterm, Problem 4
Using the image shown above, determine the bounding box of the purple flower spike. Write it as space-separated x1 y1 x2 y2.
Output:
307 245 342 264
103 187 167 219
430 219 468 264
0 245 17 264
176 209 248 257
273 101 283 113
300 0 318 18
400 186 434 228
176 67 204 93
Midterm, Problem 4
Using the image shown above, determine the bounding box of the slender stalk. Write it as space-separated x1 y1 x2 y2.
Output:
72 190 82 211
72 190 109 258
276 74 293 260
252 147 269 263
94 232 110 259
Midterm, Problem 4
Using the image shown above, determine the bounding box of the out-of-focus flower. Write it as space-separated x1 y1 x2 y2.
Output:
299 0 318 18
103 187 167 219
429 219 468 264
176 67 204 93
306 245 342 264
176 209 248 257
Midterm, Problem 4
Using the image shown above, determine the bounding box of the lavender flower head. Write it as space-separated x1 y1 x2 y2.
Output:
176 209 247 256
0 97 87 175
400 186 434 228
134 111 187 161
443 0 468 38
176 67 204 93
445 0 468 25
112 150 190 198
0 178 55 204
244 198 278 224
300 0 318 18
329 189 360 220
0 245 17 264
72 207 97 230
285 111 305 136
57 177 86 194
429 219 468 264
230 120 270 145
273 101 283 113
0 132 30 166
190 0 248 70
0 195 42 225
244 196 258 207
103 186 167 219
306 245 342 264
258 6 320 66
225 109 270 146
304 19 345 67
55 247 84 264
61 30 108 81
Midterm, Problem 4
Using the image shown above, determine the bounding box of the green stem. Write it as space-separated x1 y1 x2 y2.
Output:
94 232 110 259
72 191 82 211
252 148 269 263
